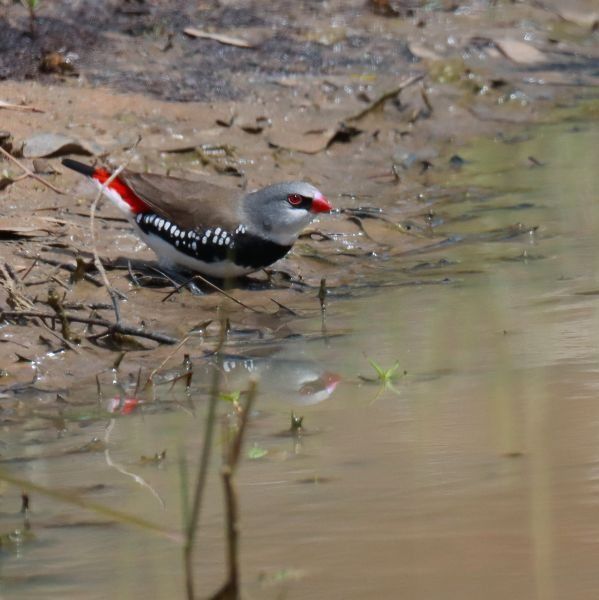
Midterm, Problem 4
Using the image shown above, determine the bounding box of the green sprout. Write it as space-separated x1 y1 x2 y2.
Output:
369 359 401 384
360 358 405 400
247 443 268 460
219 390 241 405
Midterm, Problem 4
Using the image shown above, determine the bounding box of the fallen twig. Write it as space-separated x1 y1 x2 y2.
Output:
183 27 253 48
0 309 178 345
345 74 425 123
1 263 79 351
0 146 64 195
0 100 45 113
38 318 80 352
16 254 104 287
89 165 126 323
0 263 34 310
146 335 190 385
47 287 74 341
162 273 260 313
20 255 40 281
270 298 299 315
0 469 180 542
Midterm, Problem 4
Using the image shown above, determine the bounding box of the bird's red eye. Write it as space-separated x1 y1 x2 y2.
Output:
288 194 303 206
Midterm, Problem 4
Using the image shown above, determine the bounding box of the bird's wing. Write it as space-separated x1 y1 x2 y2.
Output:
119 170 244 230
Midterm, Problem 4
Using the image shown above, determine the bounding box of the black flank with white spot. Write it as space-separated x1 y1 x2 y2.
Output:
135 213 292 270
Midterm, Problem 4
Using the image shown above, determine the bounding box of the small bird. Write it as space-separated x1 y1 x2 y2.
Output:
62 159 332 279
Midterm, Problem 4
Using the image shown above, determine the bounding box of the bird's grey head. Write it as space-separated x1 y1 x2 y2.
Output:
241 181 331 246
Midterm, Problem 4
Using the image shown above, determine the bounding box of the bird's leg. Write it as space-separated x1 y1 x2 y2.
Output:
152 265 205 296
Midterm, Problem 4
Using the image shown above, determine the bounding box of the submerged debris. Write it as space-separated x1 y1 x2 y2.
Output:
140 450 167 465
318 278 327 311
290 412 304 434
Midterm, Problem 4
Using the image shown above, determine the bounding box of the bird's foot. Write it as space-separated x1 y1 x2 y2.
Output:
153 266 205 296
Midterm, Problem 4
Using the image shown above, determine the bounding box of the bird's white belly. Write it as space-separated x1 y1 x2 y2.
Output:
133 227 254 278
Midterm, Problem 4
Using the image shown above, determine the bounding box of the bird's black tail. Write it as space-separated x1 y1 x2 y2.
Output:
62 158 95 177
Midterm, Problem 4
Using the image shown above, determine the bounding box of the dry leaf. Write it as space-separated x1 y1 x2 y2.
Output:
268 122 361 154
259 77 422 154
268 127 338 154
557 9 599 30
0 216 58 238
22 133 101 158
408 43 442 61
139 128 226 153
33 159 60 175
183 27 253 48
234 107 271 134
493 39 546 64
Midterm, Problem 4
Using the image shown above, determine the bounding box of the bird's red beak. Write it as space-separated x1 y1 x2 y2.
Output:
311 192 332 214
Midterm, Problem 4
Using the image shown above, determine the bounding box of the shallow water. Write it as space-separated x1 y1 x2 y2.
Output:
2 119 599 599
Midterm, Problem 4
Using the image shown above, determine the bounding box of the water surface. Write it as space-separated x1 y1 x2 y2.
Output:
1 119 598 599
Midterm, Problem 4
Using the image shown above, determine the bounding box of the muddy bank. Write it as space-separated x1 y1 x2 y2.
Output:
0 0 597 384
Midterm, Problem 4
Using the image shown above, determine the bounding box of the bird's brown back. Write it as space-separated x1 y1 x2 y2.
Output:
120 170 244 230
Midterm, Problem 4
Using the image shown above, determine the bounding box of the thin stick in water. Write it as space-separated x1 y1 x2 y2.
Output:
213 378 258 600
183 316 227 600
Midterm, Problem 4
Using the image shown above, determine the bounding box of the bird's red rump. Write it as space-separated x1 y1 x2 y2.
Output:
92 168 150 214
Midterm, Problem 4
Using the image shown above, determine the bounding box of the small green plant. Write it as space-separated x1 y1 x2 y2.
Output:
360 358 405 400
219 390 242 414
369 359 401 385
219 390 241 404
247 443 268 460
21 0 40 37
